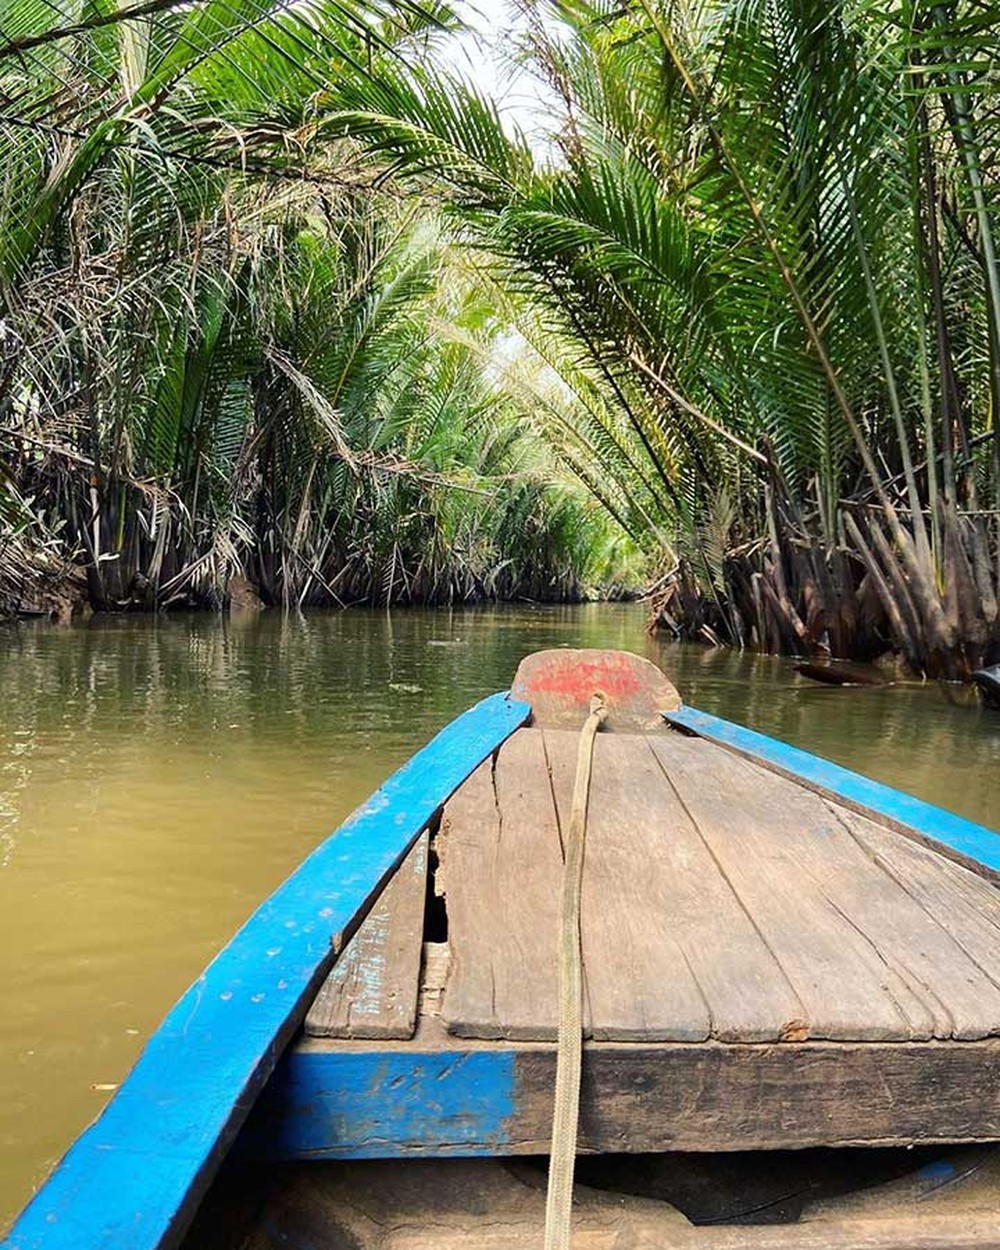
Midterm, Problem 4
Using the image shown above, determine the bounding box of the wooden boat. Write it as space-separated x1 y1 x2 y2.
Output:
6 648 1000 1250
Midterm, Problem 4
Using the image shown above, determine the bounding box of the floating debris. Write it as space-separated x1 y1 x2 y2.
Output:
972 665 1000 709
794 660 888 688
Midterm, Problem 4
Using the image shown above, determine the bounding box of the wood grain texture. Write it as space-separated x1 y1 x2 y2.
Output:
776 790 1000 1040
666 706 1000 879
241 1022 1000 1157
511 648 680 731
651 734 948 1040
546 730 804 1042
550 728 710 1040
2 692 530 1250
305 831 428 1040
438 731 568 1040
652 734 1000 1041
837 808 1000 995
442 723 1000 1045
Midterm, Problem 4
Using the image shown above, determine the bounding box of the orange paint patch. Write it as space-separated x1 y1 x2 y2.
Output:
524 659 644 699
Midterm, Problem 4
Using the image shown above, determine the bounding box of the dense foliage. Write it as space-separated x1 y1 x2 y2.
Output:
3 0 1000 679
329 0 1000 675
0 0 631 615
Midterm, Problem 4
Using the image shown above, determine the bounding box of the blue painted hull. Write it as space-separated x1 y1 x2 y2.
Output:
1 693 530 1250
4 674 999 1250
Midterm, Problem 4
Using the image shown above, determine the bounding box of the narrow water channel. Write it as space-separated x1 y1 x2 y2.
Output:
2 603 999 1230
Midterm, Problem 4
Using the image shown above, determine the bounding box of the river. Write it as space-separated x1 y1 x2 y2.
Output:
2 603 999 1230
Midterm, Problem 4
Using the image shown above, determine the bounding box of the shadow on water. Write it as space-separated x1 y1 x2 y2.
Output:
1 603 998 1230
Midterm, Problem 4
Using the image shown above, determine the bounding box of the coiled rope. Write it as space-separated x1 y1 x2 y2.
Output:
543 692 607 1250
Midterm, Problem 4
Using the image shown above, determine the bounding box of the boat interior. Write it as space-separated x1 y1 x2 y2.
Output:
181 651 1000 1249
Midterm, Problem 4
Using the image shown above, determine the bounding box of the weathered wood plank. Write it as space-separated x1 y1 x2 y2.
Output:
419 942 450 1020
543 728 709 1040
770 791 1000 1041
444 723 1000 1045
2 693 530 1250
545 730 806 1042
666 706 1000 879
439 730 568 1040
838 807 1000 993
650 733 943 1040
305 831 428 1040
511 648 680 731
239 1023 1000 1157
655 735 1000 1041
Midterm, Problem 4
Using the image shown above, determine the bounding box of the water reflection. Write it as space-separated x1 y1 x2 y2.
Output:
0 604 998 1229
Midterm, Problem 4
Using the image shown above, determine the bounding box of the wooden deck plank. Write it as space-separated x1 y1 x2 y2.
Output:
305 831 428 1040
666 706 1000 880
765 786 1000 1041
542 729 711 1041
545 730 807 1042
439 732 568 1040
442 724 1000 1045
240 1021 1000 1157
837 808 1000 995
649 734 936 1040
653 737 1000 1042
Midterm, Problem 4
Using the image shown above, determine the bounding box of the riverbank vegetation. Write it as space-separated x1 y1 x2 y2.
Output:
1 0 998 679
0 0 634 615
329 0 1000 678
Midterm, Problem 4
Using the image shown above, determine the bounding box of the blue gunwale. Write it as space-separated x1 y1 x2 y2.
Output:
7 681 999 1250
667 705 1000 879
2 691 530 1250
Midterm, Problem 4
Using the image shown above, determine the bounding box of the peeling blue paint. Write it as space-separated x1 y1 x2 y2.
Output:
2 693 529 1250
667 707 1000 875
238 1049 517 1159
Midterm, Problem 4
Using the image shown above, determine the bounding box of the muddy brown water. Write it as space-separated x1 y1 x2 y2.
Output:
2 604 999 1231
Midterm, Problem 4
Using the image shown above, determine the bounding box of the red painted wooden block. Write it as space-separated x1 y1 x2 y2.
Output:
511 649 681 731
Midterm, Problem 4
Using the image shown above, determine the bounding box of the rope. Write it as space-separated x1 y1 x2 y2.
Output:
544 692 607 1250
